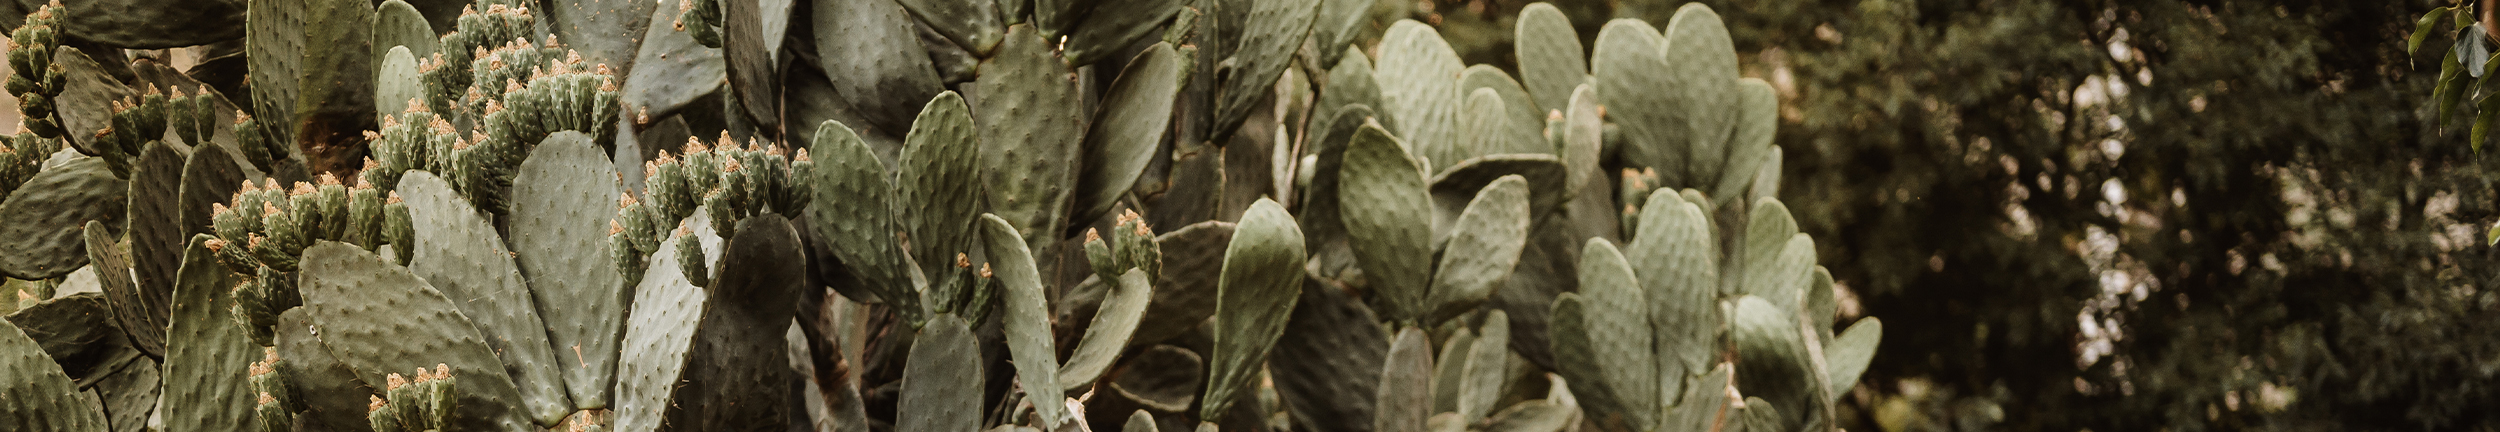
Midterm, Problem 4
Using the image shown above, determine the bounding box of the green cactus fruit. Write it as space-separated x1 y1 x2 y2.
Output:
0 133 63 201
1071 42 1183 228
397 171 573 424
165 235 258 432
1200 198 1306 421
1338 122 1431 324
0 158 126 280
673 0 723 47
298 241 531 430
8 3 66 140
980 213 1071 426
899 313 983 432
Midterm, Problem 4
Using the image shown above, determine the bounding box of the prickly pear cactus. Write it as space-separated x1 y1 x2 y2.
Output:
0 1 1886 431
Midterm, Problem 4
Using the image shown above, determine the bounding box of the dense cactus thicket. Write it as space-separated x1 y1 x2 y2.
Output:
0 0 1878 431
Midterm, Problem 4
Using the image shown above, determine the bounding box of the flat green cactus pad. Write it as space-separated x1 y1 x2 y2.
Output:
399 171 572 424
980 213 1069 426
162 236 256 432
510 131 629 409
1071 42 1184 231
1375 327 1432 432
614 227 712 432
898 313 983 432
0 158 127 280
298 241 532 431
1271 277 1389 432
1199 199 1305 420
0 313 106 431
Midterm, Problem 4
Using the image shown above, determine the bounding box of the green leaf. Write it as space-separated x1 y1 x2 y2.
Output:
1731 296 1814 430
1199 199 1307 421
810 0 943 134
1134 221 1234 347
1425 176 1533 325
1551 239 1656 430
399 171 572 424
543 0 656 80
1272 273 1390 432
372 0 439 63
803 121 913 308
901 92 985 299
1060 0 1179 65
623 0 727 124
0 312 106 431
1339 123 1434 323
898 314 984 432
1376 327 1434 432
979 213 1071 427
1823 317 1882 399
897 0 1005 54
615 227 712 431
1623 189 1715 387
375 46 423 119
1375 20 1464 173
1072 43 1184 229
1715 79 1778 209
1208 0 1320 144
671 214 806 430
2417 7 2455 57
0 158 125 280
1458 311 1512 424
299 241 532 431
978 25 1087 256
509 131 628 409
1061 269 1156 392
2439 48 2472 130
1457 65 1548 155
1515 3 1588 116
273 308 376 432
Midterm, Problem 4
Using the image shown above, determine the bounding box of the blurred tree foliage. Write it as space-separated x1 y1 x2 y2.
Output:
1392 0 2500 429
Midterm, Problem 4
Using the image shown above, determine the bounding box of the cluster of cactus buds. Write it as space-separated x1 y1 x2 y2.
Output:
6 1 65 139
249 348 300 432
1084 209 1162 283
82 85 170 176
421 3 538 117
612 133 812 284
209 175 405 343
368 364 459 432
0 130 62 200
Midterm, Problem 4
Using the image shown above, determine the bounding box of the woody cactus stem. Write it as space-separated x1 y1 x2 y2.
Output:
6 1 65 139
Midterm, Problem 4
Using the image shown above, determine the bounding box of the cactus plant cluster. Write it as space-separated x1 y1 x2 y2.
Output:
0 0 1884 432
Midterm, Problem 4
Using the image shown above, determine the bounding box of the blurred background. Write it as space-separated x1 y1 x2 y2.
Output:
1323 0 2500 430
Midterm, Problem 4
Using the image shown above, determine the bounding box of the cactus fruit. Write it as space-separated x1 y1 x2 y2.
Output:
8 1 67 139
